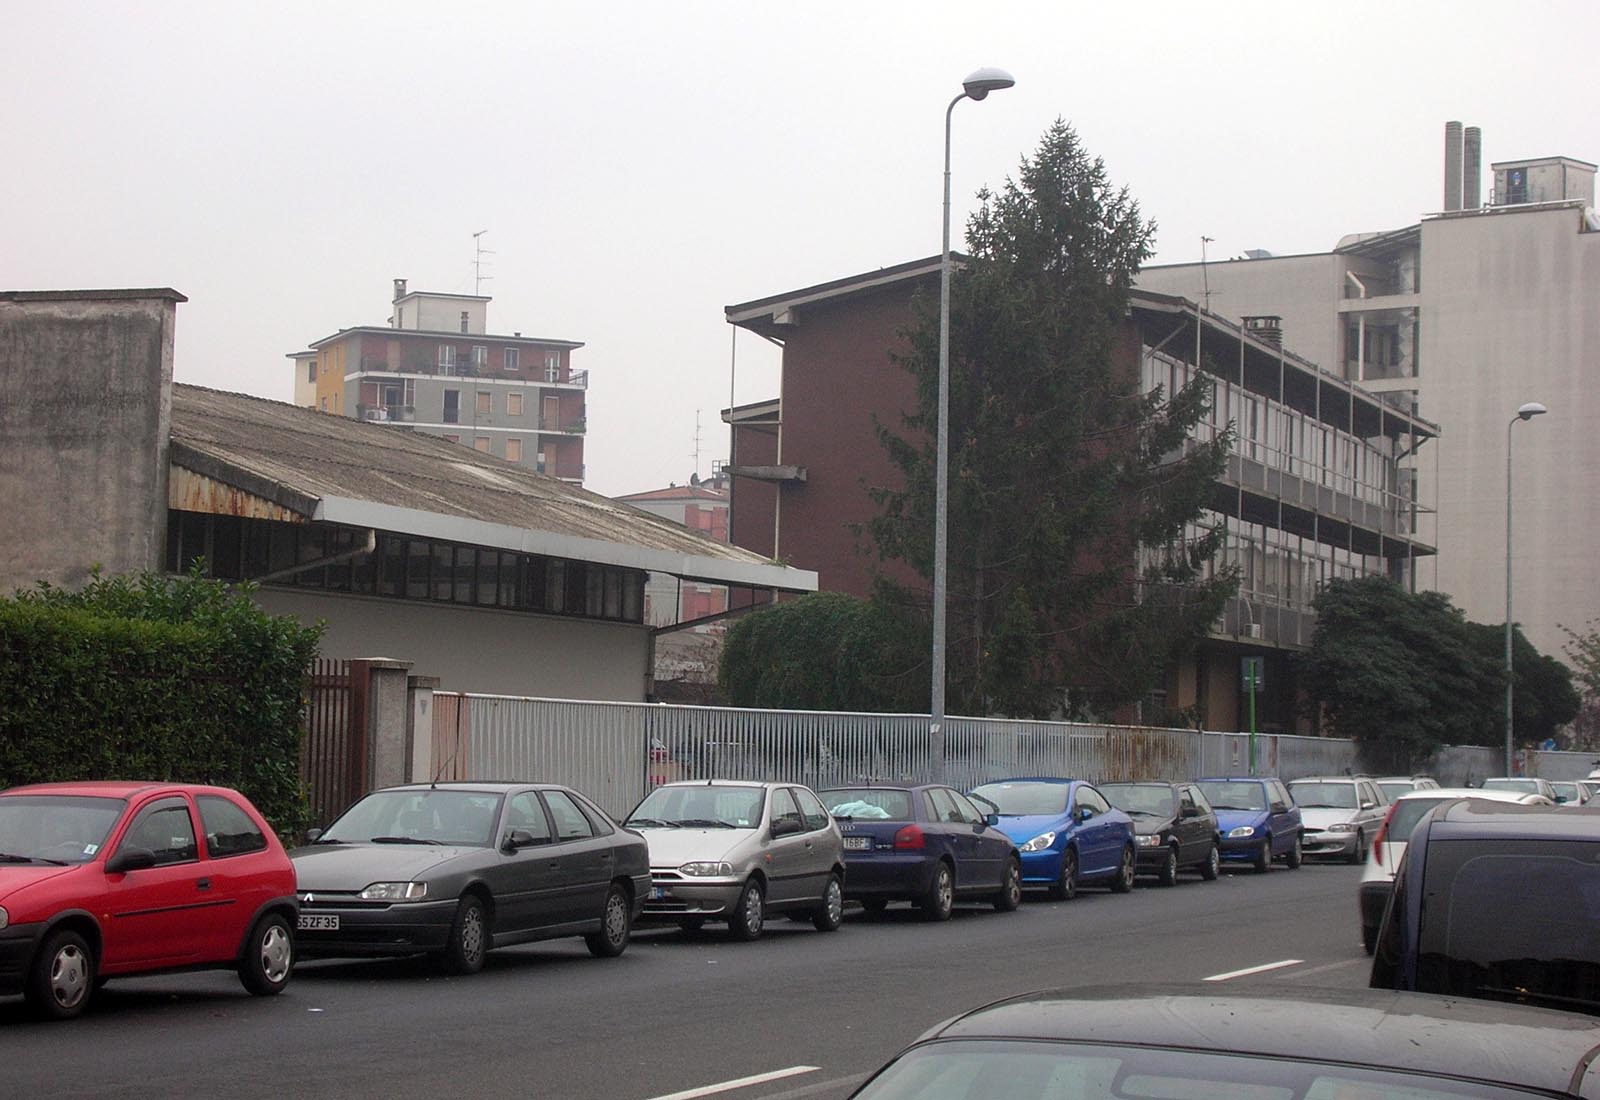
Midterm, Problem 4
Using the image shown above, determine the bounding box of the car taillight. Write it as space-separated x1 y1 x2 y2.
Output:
894 824 926 850
1372 802 1399 867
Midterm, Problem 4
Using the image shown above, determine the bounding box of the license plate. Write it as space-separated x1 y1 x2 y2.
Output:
298 914 339 931
650 886 669 900
843 836 872 850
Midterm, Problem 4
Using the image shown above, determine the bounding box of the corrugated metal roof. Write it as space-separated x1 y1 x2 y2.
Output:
168 385 814 591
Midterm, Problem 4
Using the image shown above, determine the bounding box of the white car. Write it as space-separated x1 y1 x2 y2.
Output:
1356 787 1553 954
1373 776 1440 803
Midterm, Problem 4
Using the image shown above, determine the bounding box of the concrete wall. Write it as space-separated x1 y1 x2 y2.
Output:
0 289 184 592
252 586 651 699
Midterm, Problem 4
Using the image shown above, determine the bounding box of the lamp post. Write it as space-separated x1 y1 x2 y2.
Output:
932 67 1014 780
1505 401 1547 775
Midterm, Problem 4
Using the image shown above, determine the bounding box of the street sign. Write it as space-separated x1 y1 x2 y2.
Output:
1241 656 1265 692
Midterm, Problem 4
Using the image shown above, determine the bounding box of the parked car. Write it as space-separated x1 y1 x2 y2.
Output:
817 784 1021 920
1098 781 1220 885
0 781 297 1020
1371 801 1600 1016
1581 779 1600 802
1375 775 1441 802
290 782 649 972
624 780 845 940
1480 776 1559 800
966 779 1135 899
1356 787 1550 954
1193 777 1302 872
844 983 1600 1100
1287 775 1388 863
1549 780 1590 806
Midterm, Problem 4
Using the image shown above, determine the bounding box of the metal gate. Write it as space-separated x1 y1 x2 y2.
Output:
301 658 370 827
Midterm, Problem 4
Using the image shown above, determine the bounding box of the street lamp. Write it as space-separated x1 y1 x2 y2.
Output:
932 67 1015 778
1505 401 1547 774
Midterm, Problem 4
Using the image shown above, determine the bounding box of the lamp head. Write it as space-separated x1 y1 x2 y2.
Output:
962 67 1016 101
1516 402 1548 421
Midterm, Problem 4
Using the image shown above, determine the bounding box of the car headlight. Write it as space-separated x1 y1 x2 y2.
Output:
678 861 735 877
1019 831 1057 853
360 881 428 901
1135 834 1164 847
1328 823 1355 833
1228 826 1256 838
0 906 7 930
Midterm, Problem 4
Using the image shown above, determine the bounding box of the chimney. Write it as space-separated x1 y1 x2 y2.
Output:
1463 126 1482 209
1443 122 1463 211
1242 315 1283 348
392 278 407 302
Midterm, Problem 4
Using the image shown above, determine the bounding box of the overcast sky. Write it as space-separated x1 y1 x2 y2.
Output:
4 2 1593 496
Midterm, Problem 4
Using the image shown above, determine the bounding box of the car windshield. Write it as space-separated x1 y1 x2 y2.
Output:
1099 784 1174 817
1379 781 1417 801
320 789 503 846
1195 781 1267 812
0 795 125 864
821 789 911 820
1482 778 1539 794
851 1038 1530 1100
627 785 764 829
968 782 1070 817
1289 782 1357 809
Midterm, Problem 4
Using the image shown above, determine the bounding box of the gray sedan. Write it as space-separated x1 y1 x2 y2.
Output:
290 782 650 973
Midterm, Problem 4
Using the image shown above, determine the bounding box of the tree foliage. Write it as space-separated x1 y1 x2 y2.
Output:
866 120 1236 718
1465 621 1579 748
718 592 927 713
1561 620 1600 750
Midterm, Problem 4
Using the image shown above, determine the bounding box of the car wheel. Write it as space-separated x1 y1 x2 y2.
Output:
1253 837 1272 873
860 899 888 918
727 878 765 942
993 857 1023 912
26 929 94 1021
1362 922 1379 955
1347 830 1366 865
812 874 844 932
442 894 488 974
1158 845 1179 887
238 911 294 996
1048 849 1078 901
1111 845 1136 893
1286 833 1304 870
921 862 955 922
1199 843 1221 881
585 883 632 958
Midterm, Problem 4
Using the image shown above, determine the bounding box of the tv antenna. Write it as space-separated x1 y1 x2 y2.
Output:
1200 236 1215 312
690 410 703 480
472 230 494 296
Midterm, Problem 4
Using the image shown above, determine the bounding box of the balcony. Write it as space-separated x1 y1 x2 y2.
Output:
538 415 586 434
541 368 589 389
357 403 415 424
358 357 391 372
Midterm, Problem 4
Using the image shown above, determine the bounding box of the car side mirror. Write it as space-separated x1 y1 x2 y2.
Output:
1361 801 1376 810
106 847 157 874
771 818 802 838
503 829 537 851
1180 805 1200 819
1556 795 1570 804
305 827 323 843
985 813 1000 827
1271 802 1289 814
1076 807 1093 822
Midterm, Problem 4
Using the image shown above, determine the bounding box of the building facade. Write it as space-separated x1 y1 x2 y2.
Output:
1138 142 1600 657
296 279 588 483
723 263 1435 732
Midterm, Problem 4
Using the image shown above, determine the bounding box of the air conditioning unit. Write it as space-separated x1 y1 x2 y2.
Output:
1243 623 1263 639
363 408 388 422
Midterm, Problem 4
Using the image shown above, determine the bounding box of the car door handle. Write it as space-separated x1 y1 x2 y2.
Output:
196 878 211 890
600 851 612 860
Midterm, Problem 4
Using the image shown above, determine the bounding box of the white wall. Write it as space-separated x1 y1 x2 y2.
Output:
253 587 651 699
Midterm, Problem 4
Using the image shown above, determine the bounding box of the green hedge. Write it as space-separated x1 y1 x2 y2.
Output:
0 570 323 835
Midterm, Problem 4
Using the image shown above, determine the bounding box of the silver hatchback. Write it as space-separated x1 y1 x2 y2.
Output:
1287 776 1387 863
624 780 846 941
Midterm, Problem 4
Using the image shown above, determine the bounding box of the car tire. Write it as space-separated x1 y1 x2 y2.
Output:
442 894 488 975
993 857 1023 912
1362 922 1378 955
1347 830 1366 865
812 874 844 933
585 883 632 958
921 862 955 922
727 878 765 942
238 911 294 996
1253 837 1272 873
1048 849 1079 901
1158 845 1179 887
26 928 94 1021
1286 833 1304 870
1111 845 1136 894
1199 843 1221 881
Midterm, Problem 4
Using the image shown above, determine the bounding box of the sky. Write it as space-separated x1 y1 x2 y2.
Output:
3 2 1594 497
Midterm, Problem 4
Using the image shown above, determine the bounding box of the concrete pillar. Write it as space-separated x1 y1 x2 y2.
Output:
356 658 413 790
406 676 440 783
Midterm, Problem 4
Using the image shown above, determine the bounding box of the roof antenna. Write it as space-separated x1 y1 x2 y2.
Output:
472 230 494 296
433 695 464 787
1200 236 1215 312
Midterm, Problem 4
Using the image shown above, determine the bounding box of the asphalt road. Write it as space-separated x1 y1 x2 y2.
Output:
3 860 1374 1099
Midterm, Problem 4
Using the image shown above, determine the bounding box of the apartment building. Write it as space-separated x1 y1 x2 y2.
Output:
723 261 1435 732
293 279 588 483
1138 129 1600 656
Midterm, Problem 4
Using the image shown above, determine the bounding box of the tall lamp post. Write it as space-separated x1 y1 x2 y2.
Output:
1505 401 1547 775
932 67 1015 779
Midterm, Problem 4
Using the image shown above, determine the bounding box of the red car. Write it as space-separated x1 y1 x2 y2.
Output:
0 781 298 1020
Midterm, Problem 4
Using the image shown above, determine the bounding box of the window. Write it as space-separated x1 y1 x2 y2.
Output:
504 348 519 371
507 392 523 416
443 389 460 424
197 795 267 858
1074 787 1110 817
544 350 561 380
459 311 469 333
472 345 487 366
506 438 522 463
120 797 198 866
476 391 492 415
949 791 988 825
770 788 803 832
925 788 965 824
542 791 595 841
319 396 329 412
307 362 317 383
503 793 552 843
793 787 830 832
438 345 457 369
474 437 491 453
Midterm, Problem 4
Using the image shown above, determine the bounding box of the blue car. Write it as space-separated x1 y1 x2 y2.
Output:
818 784 1022 920
967 778 1136 900
1194 776 1304 873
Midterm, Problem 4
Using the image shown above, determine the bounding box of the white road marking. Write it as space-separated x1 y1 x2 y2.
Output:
1291 956 1368 979
1203 958 1304 982
644 1066 821 1100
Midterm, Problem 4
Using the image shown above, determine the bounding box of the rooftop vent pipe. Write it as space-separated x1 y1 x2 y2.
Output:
1463 126 1482 209
1444 121 1464 211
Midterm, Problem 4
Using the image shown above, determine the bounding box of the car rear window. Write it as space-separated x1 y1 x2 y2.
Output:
1481 779 1539 794
1386 798 1451 843
822 789 911 820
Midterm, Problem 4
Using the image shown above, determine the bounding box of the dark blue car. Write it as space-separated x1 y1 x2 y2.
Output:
1194 776 1303 872
966 778 1136 900
818 785 1022 921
